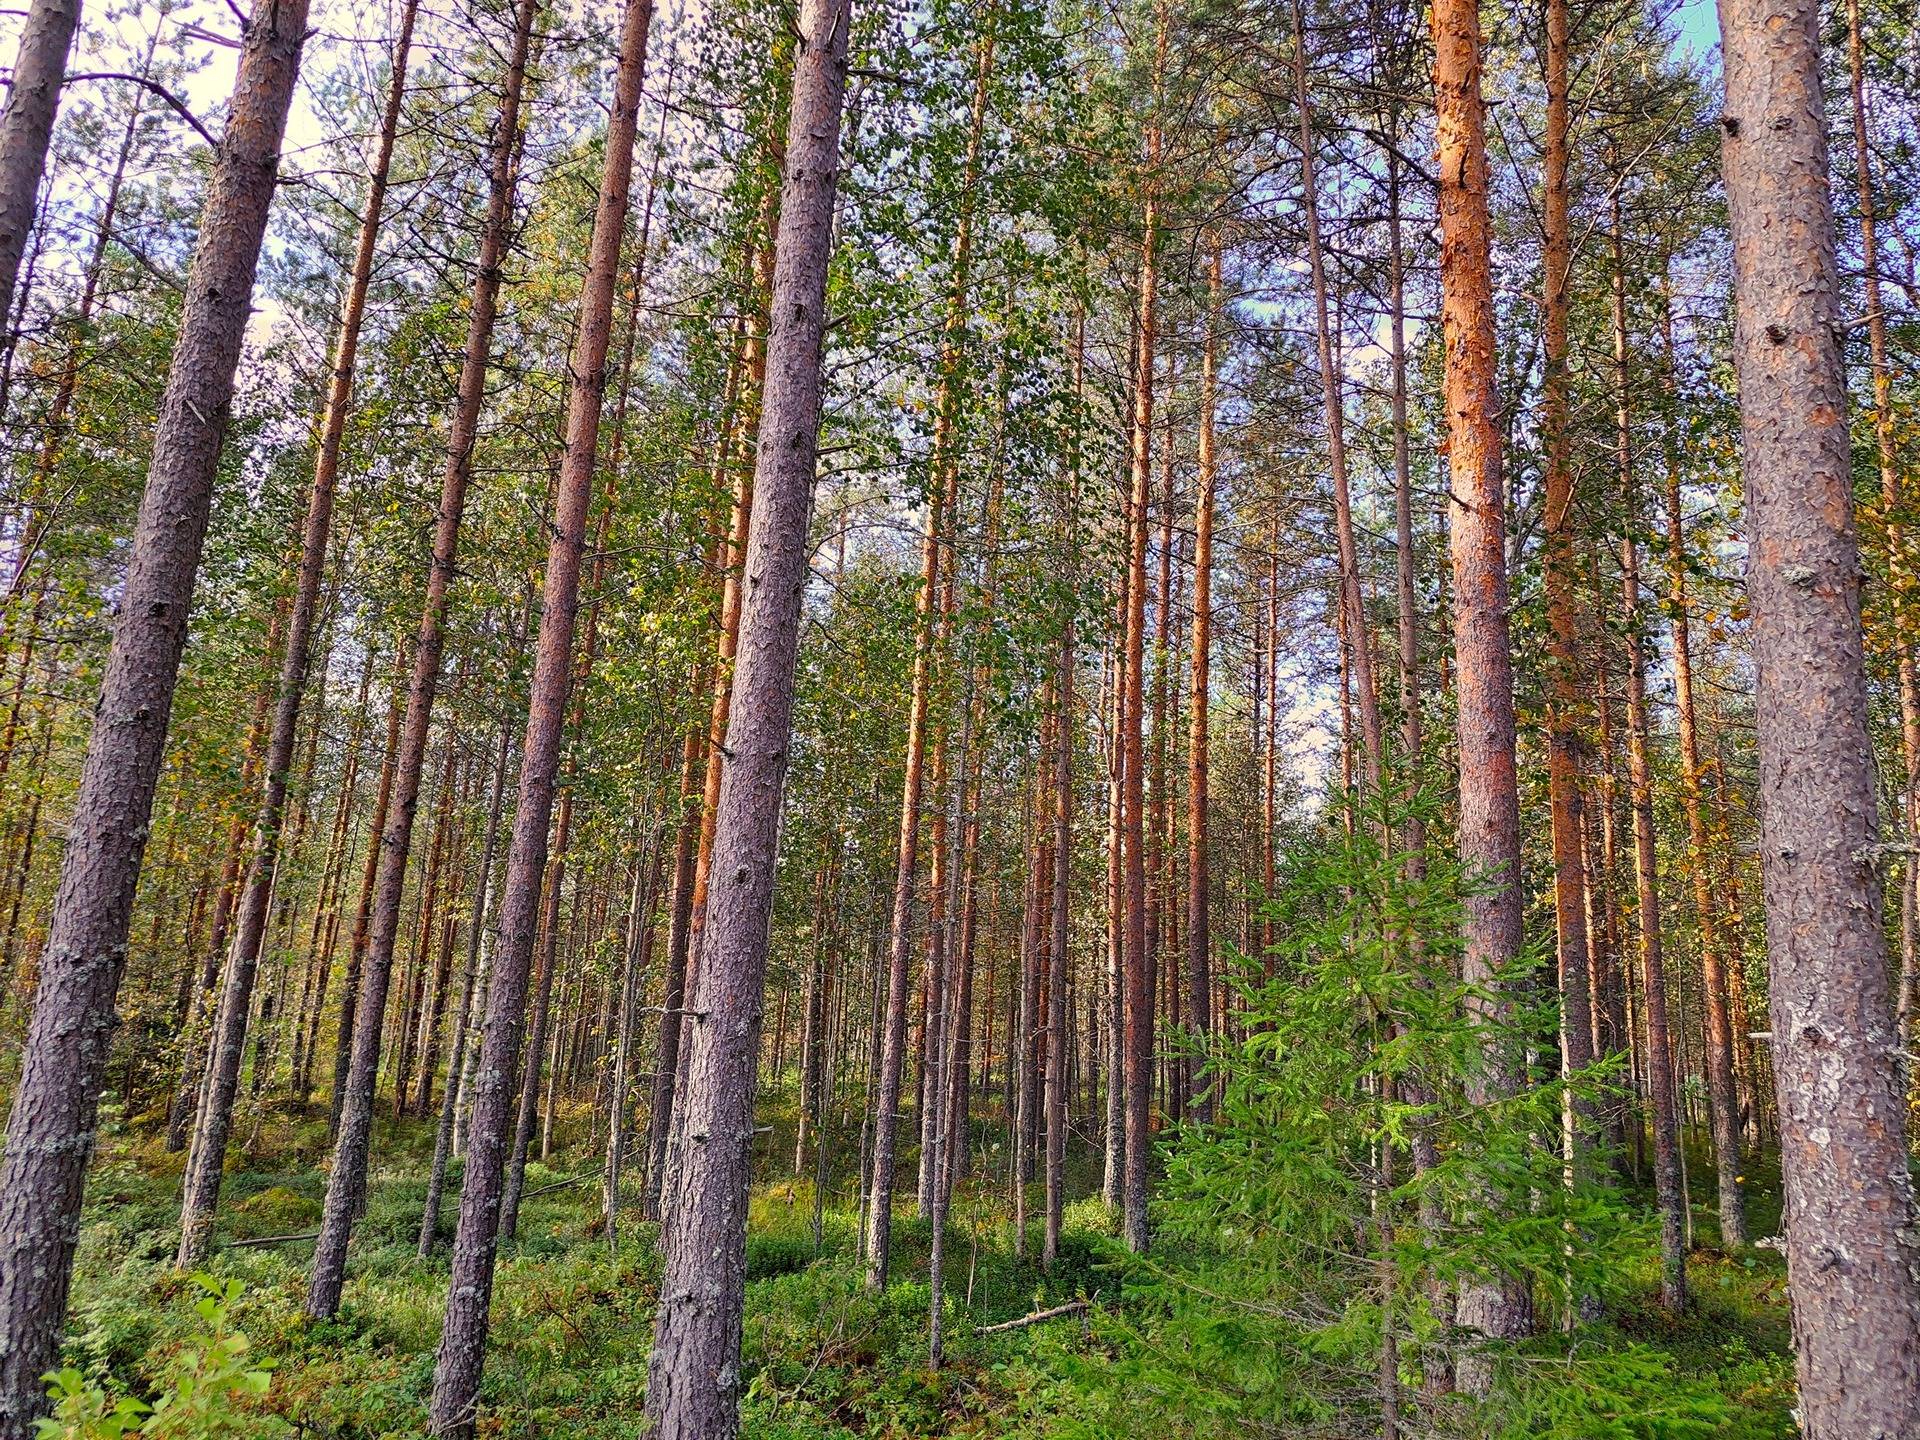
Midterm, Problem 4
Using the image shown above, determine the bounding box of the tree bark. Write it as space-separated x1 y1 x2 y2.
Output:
1428 0 1531 1378
173 0 419 1266
4 26 156 618
643 725 704 1216
1845 0 1920 1066
603 837 661 1246
1539 0 1597 1176
1119 0 1167 1258
1648 255 1746 1250
306 0 539 1322
865 13 991 1281
1044 619 1073 1268
419 721 510 1256
644 0 849 1426
328 665 404 1130
1185 251 1217 1125
1719 0 1920 1427
0 0 81 338
1012 783 1040 1255
1292 0 1381 792
498 804 567 1244
0 0 308 1424
169 633 275 1153
426 0 651 1424
1613 223 1688 1314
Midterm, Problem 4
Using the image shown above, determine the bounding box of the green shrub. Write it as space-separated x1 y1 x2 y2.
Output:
39 1277 285 1439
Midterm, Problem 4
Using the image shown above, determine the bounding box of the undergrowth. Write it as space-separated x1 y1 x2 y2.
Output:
57 1097 1797 1439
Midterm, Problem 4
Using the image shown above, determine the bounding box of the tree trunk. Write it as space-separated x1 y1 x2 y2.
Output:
644 725 704 1217
292 647 374 1107
0 0 309 1423
1428 0 1532 1378
173 0 417 1264
328 665 404 1129
0 0 81 338
306 0 539 1323
499 804 568 1244
1120 0 1167 1258
1719 0 1920 1427
1292 0 1381 792
1186 250 1217 1126
1614 273 1688 1310
794 843 833 1174
1044 621 1073 1268
1845 0 1920 1070
419 722 510 1256
1012 784 1040 1256
644 0 848 1426
425 0 651 1424
1538 0 1596 1175
865 14 990 1285
1102 598 1126 1208
168 598 282 1150
604 838 661 1247
660 301 765 1205
5 25 155 616
1648 254 1746 1250
928 662 978 1361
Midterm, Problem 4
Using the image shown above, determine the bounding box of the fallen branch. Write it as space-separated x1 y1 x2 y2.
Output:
977 1300 1090 1334
525 1172 592 1200
227 1230 320 1248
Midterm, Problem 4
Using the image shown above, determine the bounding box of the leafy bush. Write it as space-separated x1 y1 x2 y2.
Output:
39 1277 285 1439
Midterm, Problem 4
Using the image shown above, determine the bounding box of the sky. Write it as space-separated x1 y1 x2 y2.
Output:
1670 0 1722 66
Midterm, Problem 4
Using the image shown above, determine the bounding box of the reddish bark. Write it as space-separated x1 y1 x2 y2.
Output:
428 0 653 1423
1429 0 1532 1375
306 0 539 1322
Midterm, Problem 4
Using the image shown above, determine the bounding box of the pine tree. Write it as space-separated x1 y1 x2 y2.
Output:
0 0 310 1421
1719 0 1920 1426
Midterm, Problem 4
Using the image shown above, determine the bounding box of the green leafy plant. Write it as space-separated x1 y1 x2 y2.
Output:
38 1277 283 1439
34 1372 149 1440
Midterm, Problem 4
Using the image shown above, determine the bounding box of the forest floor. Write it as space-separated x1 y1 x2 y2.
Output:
62 1096 1800 1439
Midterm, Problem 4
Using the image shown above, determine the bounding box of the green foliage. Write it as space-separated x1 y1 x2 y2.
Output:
40 1278 283 1439
1041 787 1679 1435
1477 1343 1733 1439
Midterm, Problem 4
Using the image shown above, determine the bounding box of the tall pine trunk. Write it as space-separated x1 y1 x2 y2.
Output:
1292 0 1382 791
1645 249 1746 1251
1718 0 1920 1426
427 0 652 1424
0 0 309 1424
1185 249 1217 1125
1844 0 1920 1058
1428 0 1532 1379
176 1 418 1262
1044 616 1073 1268
1611 217 1687 1313
1538 0 1596 1173
644 0 850 1427
603 837 661 1246
418 721 511 1256
865 15 991 1285
1120 0 1168 1257
0 0 81 337
306 0 539 1321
